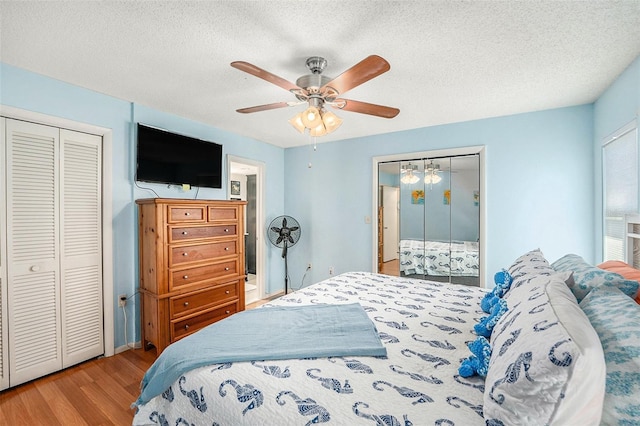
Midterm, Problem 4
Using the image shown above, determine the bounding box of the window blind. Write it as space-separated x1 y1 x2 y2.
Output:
603 125 638 261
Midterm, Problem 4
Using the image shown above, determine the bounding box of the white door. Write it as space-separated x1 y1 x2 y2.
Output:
0 119 8 390
382 186 399 262
5 119 103 386
60 129 103 367
6 119 63 386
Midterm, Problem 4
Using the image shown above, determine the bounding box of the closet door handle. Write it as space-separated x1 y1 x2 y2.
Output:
30 265 40 272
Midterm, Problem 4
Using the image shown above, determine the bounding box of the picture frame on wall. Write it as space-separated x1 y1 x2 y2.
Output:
231 180 241 195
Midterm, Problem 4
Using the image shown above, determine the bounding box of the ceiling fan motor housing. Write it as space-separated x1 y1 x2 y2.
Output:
305 56 327 74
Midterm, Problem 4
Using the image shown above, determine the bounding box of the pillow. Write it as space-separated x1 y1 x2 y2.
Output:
545 275 606 425
551 254 639 302
503 249 555 302
505 248 555 297
580 285 640 425
483 273 605 425
597 260 640 304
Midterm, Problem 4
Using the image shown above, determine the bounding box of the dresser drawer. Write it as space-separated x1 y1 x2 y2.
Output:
171 302 238 340
169 259 238 291
208 206 239 222
168 205 206 223
170 241 238 266
170 224 238 242
170 282 238 318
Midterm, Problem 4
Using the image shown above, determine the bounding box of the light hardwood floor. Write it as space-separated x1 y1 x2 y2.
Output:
0 348 155 425
0 294 281 425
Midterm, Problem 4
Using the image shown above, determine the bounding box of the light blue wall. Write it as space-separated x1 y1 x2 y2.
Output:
0 62 286 349
593 56 640 261
285 105 595 286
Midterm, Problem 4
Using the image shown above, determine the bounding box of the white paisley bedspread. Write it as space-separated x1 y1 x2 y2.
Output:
400 240 479 277
133 272 488 426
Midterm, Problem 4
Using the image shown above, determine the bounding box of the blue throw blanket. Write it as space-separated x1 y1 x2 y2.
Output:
134 302 386 407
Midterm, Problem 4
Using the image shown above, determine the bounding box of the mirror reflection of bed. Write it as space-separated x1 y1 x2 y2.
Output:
378 154 480 286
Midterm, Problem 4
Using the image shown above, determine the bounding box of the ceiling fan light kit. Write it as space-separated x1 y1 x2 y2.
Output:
231 55 399 138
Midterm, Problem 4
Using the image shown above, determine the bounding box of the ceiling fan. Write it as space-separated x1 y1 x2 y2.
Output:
231 55 400 137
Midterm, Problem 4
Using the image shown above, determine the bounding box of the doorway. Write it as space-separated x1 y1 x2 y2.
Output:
228 156 265 305
380 185 400 275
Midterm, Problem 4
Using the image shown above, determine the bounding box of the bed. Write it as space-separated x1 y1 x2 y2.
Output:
399 239 479 277
133 250 640 426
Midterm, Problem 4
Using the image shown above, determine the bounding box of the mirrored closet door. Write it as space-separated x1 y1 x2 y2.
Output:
378 154 480 286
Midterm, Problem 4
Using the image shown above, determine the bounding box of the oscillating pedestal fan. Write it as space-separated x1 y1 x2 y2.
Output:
268 216 301 294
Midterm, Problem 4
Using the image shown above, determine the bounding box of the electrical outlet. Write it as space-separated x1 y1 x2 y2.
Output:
329 266 334 275
118 294 127 307
307 263 312 270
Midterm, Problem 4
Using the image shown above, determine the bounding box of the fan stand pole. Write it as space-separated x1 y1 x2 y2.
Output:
284 253 289 295
283 240 289 295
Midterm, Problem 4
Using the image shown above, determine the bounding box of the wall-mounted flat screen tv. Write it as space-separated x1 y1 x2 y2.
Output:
136 123 223 188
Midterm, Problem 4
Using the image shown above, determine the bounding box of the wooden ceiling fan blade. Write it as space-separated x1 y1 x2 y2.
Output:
236 102 291 114
321 55 390 95
334 98 400 118
231 61 303 93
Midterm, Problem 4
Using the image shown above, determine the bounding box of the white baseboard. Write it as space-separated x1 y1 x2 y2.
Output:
114 341 142 355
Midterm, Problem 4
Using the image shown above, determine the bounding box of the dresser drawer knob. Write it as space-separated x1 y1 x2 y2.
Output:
225 247 230 251
225 228 229 232
184 324 190 329
225 290 230 294
182 231 188 235
183 275 189 279
225 267 230 271
182 252 188 256
185 212 190 216
184 302 189 307
225 310 230 314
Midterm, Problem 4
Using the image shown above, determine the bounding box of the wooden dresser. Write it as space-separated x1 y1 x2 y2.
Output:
136 198 247 354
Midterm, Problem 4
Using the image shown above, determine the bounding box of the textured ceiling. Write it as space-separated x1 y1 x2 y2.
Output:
1 1 639 148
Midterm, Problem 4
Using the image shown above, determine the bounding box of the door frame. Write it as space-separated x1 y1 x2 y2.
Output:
1 105 115 356
227 155 266 301
372 146 486 287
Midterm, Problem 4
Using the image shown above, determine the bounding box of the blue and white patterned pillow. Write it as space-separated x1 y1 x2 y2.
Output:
484 273 580 425
551 254 639 302
504 249 555 301
580 285 640 425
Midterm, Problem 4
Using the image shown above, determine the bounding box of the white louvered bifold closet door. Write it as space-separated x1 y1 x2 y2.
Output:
0 119 8 390
4 119 103 387
6 119 62 386
60 129 103 367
